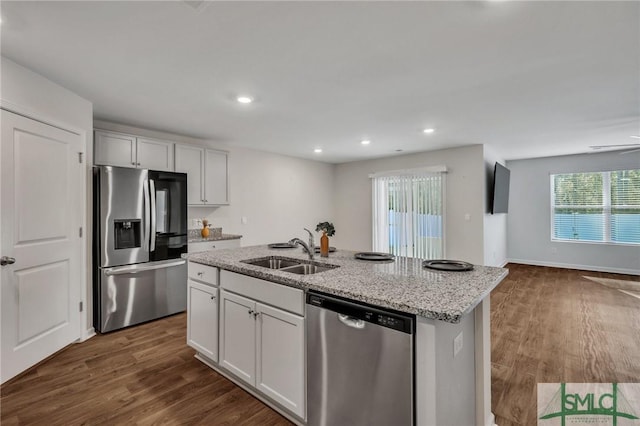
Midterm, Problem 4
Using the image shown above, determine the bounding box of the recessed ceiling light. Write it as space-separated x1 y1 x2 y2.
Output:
423 128 435 134
314 148 322 153
361 140 371 145
237 96 253 104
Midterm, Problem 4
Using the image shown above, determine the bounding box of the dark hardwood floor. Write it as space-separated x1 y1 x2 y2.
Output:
2 264 638 425
491 263 640 426
0 314 292 426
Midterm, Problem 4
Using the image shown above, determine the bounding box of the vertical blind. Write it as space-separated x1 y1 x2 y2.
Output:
551 169 640 244
372 169 444 258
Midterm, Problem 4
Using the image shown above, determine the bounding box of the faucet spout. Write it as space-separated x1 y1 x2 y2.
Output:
288 237 315 260
304 228 315 251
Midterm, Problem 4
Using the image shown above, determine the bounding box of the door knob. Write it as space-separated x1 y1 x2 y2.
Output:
1 256 16 266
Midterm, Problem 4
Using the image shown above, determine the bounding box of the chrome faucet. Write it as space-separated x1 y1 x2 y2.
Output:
303 228 315 251
289 238 315 260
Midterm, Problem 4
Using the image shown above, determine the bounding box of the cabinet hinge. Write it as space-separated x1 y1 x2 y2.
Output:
79 301 83 312
78 152 84 163
79 227 83 238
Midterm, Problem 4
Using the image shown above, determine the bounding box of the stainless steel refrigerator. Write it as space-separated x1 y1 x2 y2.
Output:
93 166 188 333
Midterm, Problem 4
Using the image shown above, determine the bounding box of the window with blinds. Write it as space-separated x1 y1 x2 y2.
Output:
372 169 444 258
551 169 640 244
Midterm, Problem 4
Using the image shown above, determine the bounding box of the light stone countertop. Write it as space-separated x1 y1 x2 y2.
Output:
188 233 243 243
186 245 508 323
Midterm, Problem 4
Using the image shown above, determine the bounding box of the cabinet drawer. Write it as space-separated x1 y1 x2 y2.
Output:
188 262 218 286
188 239 240 253
220 270 304 316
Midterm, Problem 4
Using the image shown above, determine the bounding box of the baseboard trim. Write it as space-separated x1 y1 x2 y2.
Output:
507 259 640 276
80 327 96 342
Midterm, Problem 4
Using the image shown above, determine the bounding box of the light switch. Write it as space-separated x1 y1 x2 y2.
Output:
241 216 248 225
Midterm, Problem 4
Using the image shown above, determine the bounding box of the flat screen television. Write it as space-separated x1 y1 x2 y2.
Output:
491 162 511 214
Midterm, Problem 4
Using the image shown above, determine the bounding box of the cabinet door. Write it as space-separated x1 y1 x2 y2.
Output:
94 130 136 168
204 149 229 205
255 302 305 418
187 280 218 362
175 144 204 205
137 138 174 171
220 290 256 385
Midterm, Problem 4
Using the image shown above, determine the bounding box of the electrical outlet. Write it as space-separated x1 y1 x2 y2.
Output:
454 331 463 358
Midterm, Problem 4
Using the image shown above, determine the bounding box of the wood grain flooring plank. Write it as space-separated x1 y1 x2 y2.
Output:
491 264 640 426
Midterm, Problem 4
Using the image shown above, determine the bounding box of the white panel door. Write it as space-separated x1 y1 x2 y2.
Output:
175 144 204 205
219 290 256 385
1 110 83 383
187 280 218 362
255 302 305 418
137 138 174 171
94 130 136 168
204 149 229 205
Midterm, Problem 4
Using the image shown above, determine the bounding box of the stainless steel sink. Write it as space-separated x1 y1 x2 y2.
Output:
241 256 301 269
241 256 338 275
279 264 338 275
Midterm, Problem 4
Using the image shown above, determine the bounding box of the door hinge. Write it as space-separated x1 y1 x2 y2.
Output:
78 152 84 163
79 227 83 238
79 301 83 312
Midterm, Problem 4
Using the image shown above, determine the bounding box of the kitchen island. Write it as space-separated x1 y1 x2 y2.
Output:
186 245 508 426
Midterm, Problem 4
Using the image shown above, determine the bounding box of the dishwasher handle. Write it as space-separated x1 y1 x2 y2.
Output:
338 314 365 329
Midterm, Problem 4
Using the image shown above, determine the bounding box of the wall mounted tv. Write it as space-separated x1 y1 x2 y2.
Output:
491 162 511 214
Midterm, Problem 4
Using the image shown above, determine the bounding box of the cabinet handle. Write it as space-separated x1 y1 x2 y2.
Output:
131 162 135 165
197 272 204 276
137 162 141 166
210 295 216 300
248 309 254 316
253 312 260 319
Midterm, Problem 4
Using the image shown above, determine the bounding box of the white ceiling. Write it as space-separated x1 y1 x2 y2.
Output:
1 1 639 163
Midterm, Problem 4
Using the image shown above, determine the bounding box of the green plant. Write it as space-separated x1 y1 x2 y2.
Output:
315 221 335 237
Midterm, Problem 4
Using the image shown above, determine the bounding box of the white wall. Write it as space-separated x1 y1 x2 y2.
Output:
483 145 508 267
333 145 486 264
94 120 335 246
1 56 94 336
507 151 640 275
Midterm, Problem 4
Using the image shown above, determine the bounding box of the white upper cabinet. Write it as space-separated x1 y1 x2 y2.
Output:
137 138 174 171
205 149 229 205
175 144 229 206
94 131 136 168
94 130 174 171
175 144 205 205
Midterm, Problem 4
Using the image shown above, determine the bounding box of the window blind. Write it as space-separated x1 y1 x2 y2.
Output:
372 171 444 258
551 169 640 244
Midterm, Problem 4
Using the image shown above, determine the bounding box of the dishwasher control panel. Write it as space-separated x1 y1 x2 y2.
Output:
307 292 414 334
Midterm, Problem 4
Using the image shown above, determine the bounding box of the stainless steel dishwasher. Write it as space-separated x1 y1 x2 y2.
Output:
306 291 415 426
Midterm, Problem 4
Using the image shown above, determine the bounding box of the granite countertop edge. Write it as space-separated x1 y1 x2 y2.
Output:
188 233 243 243
185 245 509 324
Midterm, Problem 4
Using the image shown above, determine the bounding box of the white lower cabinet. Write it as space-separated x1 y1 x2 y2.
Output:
255 302 305 416
187 280 219 362
219 291 256 384
220 286 305 419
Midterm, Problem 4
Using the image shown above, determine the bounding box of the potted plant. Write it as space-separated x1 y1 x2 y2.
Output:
315 222 335 257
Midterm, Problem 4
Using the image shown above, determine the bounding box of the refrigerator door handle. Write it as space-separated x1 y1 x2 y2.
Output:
103 259 186 276
150 179 157 252
143 180 151 252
